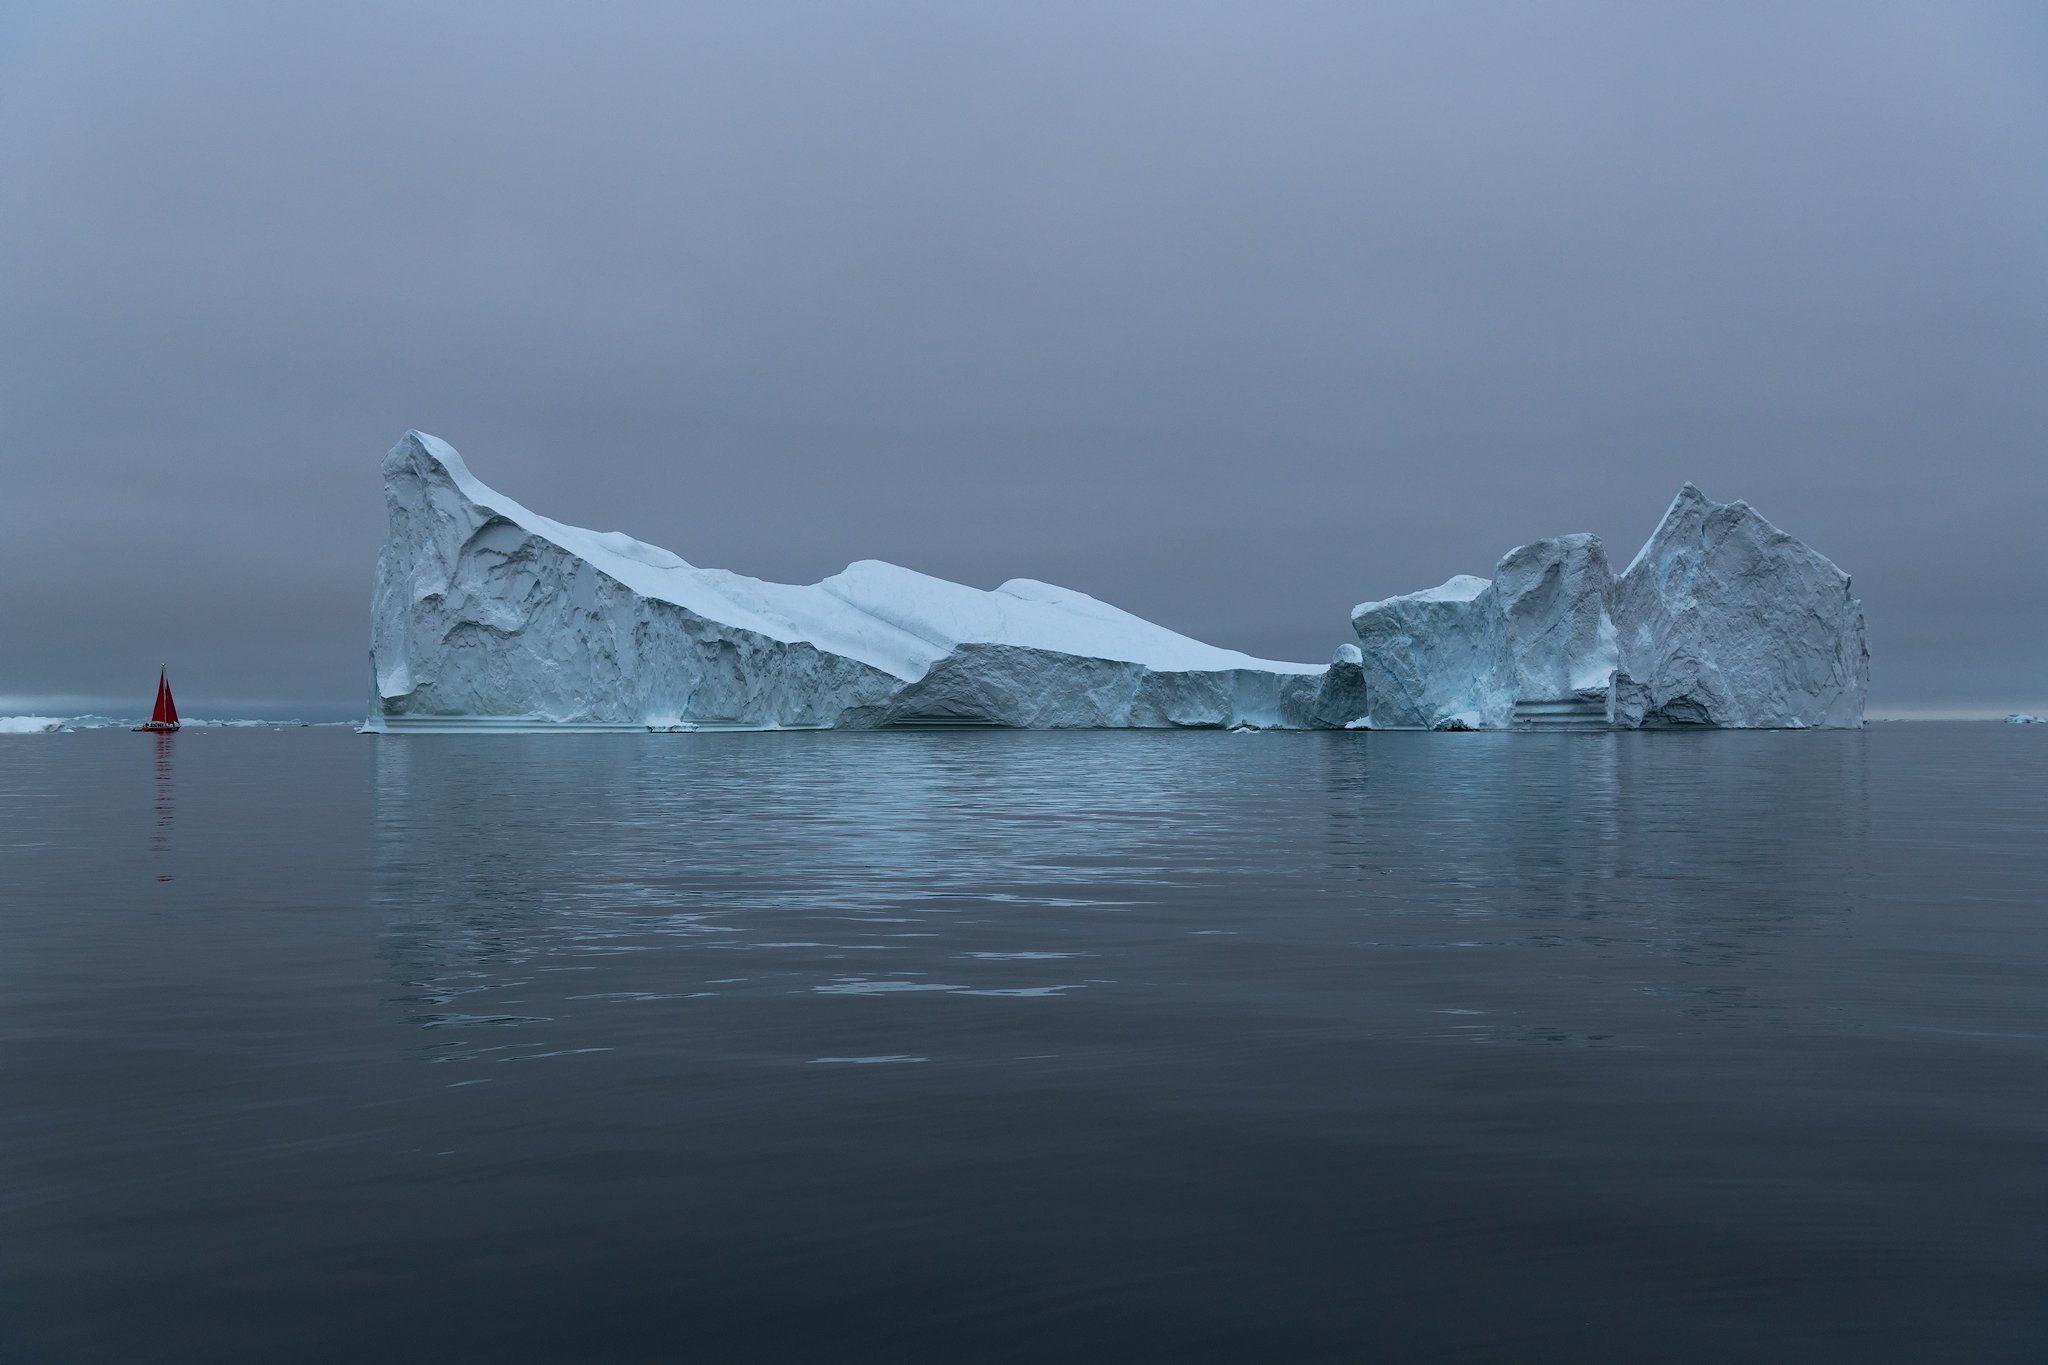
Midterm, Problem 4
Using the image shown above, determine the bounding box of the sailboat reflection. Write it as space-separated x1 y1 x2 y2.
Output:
151 732 174 880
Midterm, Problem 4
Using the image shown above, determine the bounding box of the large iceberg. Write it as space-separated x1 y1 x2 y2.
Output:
366 432 1356 731
1349 485 1868 729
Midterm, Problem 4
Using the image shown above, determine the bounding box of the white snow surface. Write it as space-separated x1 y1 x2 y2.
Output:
1349 485 1867 730
0 716 66 734
1352 574 1494 613
369 432 1351 731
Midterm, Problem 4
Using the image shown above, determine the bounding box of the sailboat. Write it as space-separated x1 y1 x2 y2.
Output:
136 667 180 733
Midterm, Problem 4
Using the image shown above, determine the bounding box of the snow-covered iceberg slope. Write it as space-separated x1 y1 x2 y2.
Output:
367 432 1354 731
1349 485 1868 730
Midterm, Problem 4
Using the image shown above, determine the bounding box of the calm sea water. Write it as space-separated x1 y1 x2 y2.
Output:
2 725 2044 1363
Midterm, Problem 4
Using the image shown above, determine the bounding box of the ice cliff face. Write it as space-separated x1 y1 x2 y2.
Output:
367 432 1347 731
1607 486 1868 728
1349 485 1867 729
1348 576 1514 731
1495 534 1619 706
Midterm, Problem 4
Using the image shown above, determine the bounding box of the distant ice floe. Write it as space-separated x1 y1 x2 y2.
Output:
2010 713 2045 725
0 715 332 733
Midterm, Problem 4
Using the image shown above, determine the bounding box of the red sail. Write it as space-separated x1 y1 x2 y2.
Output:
152 669 179 726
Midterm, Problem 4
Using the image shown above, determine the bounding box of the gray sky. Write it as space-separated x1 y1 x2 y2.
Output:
3 1 2043 718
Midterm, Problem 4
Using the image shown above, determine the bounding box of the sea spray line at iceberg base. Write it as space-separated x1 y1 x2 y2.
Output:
365 431 1866 733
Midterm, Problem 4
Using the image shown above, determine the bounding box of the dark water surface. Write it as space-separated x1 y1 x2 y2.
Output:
3 726 2044 1363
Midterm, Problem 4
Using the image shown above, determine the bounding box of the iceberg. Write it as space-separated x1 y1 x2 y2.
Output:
1349 485 1868 729
367 432 1353 731
1348 576 1514 731
2009 713 2044 725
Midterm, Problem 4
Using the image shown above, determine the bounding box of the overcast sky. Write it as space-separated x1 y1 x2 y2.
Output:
3 1 2043 717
